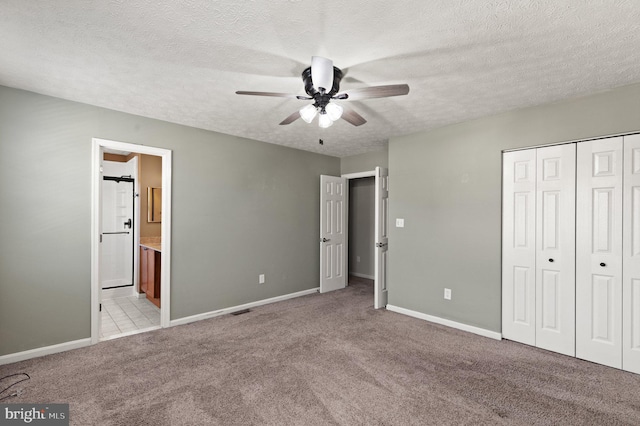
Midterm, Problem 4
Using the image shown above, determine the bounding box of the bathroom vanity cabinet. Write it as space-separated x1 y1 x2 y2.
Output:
140 245 161 308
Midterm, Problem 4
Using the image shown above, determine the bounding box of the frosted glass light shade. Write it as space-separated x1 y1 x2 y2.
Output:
325 103 343 121
311 56 334 92
299 104 318 123
318 113 333 128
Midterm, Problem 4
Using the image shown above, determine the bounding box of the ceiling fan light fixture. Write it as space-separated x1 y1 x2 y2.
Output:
299 104 318 123
325 102 343 121
236 56 409 130
318 113 333 128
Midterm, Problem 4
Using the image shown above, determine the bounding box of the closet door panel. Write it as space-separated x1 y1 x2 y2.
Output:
535 144 576 356
624 134 640 374
503 150 536 345
576 137 623 368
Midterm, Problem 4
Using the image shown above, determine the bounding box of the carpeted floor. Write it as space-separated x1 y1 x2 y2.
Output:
2 278 640 425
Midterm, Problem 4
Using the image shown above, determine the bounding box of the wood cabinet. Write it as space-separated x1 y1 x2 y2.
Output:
140 246 161 308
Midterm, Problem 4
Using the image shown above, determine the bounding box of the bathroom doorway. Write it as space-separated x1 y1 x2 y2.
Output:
91 138 172 344
99 155 162 339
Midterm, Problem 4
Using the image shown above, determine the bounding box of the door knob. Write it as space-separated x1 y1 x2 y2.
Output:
321 237 331 243
600 262 606 267
124 218 132 229
548 258 554 262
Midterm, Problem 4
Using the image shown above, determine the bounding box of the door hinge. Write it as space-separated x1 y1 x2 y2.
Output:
99 303 102 312
99 234 102 243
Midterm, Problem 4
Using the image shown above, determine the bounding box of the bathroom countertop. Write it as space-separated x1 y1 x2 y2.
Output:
140 237 162 252
140 242 161 252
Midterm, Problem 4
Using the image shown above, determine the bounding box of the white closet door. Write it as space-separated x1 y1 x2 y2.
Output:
535 144 576 356
624 134 640 374
576 137 623 368
502 150 537 345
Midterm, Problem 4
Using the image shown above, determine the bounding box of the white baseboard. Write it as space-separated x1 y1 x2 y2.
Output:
386 305 502 341
170 287 320 327
0 338 92 366
349 272 374 280
0 288 320 365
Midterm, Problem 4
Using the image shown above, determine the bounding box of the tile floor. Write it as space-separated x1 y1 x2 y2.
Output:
100 295 160 339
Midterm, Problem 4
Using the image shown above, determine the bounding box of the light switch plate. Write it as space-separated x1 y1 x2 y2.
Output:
396 218 405 228
444 288 452 300
259 274 265 284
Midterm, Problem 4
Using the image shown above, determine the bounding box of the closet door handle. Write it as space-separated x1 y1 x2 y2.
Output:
600 262 606 267
548 258 554 263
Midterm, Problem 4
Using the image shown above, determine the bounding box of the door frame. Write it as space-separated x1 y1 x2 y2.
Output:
342 170 378 298
91 138 172 344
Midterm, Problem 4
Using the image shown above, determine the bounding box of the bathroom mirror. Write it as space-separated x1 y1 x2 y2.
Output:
147 187 162 223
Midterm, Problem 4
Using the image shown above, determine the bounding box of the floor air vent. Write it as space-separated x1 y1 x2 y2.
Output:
231 309 251 316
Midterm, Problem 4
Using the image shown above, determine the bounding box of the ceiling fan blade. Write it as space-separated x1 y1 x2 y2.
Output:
339 84 410 101
279 110 301 125
341 107 367 127
311 56 334 92
236 91 300 99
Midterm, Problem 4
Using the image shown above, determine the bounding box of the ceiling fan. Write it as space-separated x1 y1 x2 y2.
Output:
236 56 410 128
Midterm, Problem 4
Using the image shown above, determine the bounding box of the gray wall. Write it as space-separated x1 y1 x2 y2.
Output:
0 86 339 356
388 82 640 332
341 148 388 175
348 177 374 278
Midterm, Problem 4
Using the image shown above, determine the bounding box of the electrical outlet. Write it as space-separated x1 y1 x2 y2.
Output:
396 218 405 228
259 274 265 284
356 256 361 262
444 288 452 300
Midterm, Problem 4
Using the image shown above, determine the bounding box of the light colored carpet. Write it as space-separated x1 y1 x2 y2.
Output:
2 278 640 425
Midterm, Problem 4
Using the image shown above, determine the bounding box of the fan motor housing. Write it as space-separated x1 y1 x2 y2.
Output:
302 66 343 97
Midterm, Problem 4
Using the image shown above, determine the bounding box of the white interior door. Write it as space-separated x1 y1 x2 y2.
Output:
374 167 389 309
320 175 347 293
623 134 640 374
502 149 537 345
576 137 623 368
535 144 576 356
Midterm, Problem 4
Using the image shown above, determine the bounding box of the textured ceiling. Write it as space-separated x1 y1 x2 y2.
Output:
2 1 640 157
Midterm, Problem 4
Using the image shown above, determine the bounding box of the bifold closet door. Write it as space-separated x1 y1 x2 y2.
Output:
503 145 576 353
535 144 576 356
576 137 623 369
624 134 640 374
503 150 536 346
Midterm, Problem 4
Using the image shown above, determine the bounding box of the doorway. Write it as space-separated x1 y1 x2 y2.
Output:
348 176 375 282
319 168 388 308
91 138 172 344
